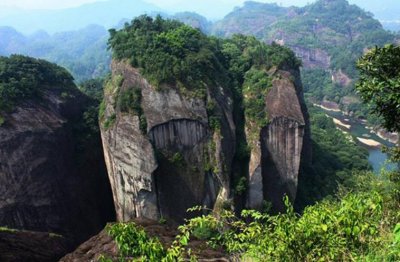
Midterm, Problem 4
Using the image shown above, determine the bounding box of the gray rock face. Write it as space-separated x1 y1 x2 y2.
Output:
0 88 115 244
246 70 311 211
149 119 208 150
102 61 311 220
291 46 331 69
101 61 235 223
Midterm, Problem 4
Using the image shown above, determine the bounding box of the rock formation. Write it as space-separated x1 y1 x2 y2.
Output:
0 87 115 244
101 59 311 221
0 229 71 262
100 61 236 223
245 69 311 211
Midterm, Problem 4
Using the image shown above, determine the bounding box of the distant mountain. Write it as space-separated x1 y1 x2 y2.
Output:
172 12 212 34
0 25 110 82
211 0 397 123
0 0 163 34
0 11 212 82
212 2 288 39
350 0 400 31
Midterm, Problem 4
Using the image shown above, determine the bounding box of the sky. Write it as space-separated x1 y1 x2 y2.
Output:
0 0 311 10
0 0 397 21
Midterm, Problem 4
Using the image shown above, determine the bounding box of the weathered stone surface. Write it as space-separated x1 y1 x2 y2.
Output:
0 88 115 244
246 69 311 211
61 219 231 261
101 61 236 223
102 113 159 221
0 229 71 262
291 46 331 69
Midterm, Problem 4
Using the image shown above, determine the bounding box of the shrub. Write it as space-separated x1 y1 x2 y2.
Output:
107 223 165 260
103 114 116 129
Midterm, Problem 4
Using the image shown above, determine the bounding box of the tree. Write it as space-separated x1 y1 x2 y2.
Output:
356 44 400 162
356 44 400 132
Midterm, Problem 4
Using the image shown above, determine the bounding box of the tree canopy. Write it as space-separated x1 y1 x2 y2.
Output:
107 15 300 97
0 55 74 112
356 44 400 133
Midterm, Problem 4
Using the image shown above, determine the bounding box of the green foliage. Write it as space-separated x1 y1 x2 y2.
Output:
117 87 141 114
243 67 271 133
107 169 400 261
296 105 372 207
190 217 219 241
234 177 248 195
103 114 116 130
263 0 395 79
78 78 104 102
116 87 147 134
107 223 166 260
98 100 106 120
356 44 400 133
173 170 399 261
0 115 4 126
108 15 228 95
0 55 74 112
170 152 185 166
302 68 335 101
0 226 17 233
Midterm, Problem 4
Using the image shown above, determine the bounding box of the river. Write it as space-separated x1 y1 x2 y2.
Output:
316 106 397 173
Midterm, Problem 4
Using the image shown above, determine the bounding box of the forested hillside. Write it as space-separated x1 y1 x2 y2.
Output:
212 0 398 126
0 25 110 83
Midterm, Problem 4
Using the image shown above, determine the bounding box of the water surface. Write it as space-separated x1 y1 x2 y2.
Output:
318 108 397 173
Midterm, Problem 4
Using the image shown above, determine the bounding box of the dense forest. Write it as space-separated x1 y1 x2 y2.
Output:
213 0 398 126
0 55 74 126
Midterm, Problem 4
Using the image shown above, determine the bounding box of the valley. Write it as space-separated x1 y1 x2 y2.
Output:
0 0 399 261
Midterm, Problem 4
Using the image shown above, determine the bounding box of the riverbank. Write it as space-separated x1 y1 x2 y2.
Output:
356 137 381 147
314 101 398 144
312 102 397 173
313 103 341 112
332 117 351 129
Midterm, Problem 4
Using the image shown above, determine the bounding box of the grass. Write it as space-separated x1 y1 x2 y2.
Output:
0 226 18 233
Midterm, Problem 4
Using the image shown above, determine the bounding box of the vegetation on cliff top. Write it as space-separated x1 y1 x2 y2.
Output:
107 15 299 96
0 55 74 112
108 15 228 96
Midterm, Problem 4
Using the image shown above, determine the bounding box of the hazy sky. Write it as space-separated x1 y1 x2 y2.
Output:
0 0 101 9
0 0 311 10
0 0 396 21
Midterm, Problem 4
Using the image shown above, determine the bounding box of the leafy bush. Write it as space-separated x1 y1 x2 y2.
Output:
103 114 116 130
107 223 165 260
177 170 398 261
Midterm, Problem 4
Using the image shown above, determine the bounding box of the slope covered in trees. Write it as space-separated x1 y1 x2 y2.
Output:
0 55 74 113
213 0 398 125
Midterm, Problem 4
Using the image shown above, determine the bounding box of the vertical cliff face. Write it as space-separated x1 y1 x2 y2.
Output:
246 69 311 211
0 88 115 244
100 61 236 223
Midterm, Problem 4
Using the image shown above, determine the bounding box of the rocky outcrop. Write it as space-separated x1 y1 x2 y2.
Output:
290 46 331 69
0 87 115 244
101 59 311 219
101 61 235 223
0 229 71 262
246 70 311 211
60 219 230 261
